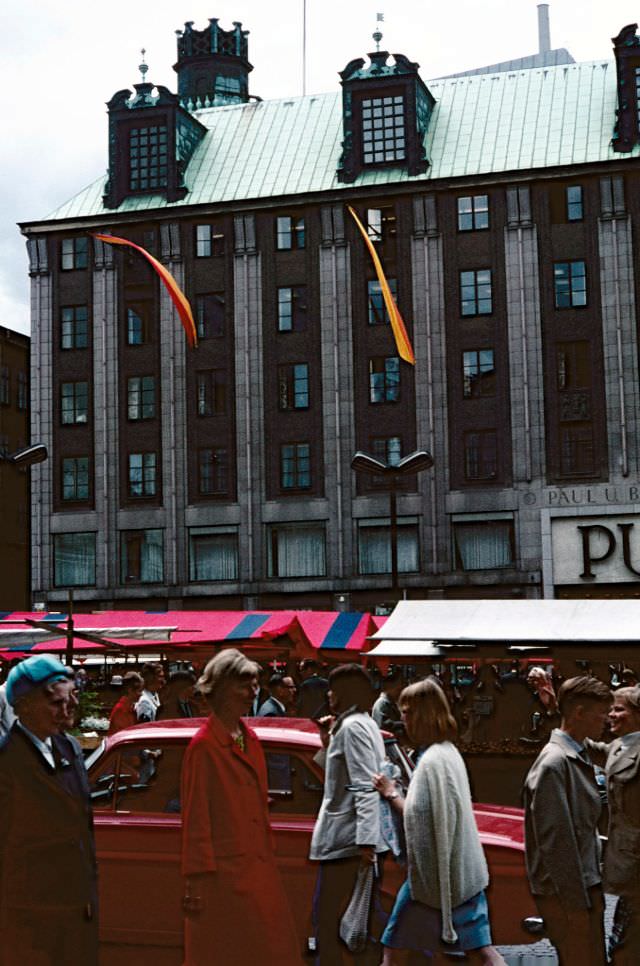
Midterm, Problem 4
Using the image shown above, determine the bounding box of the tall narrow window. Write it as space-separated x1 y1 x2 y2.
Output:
566 186 584 221
366 207 397 247
464 431 497 481
61 238 88 270
127 376 155 420
17 372 28 411
462 349 495 398
554 261 587 308
196 293 225 339
126 307 146 345
276 216 305 250
457 195 489 231
277 286 307 332
128 453 157 497
362 95 406 164
61 382 88 424
0 368 8 405
54 532 96 587
370 436 402 467
278 364 309 410
120 529 164 584
369 356 400 403
281 443 311 490
129 125 168 191
62 457 90 502
460 270 492 316
196 370 226 416
195 224 224 257
367 279 397 325
198 447 229 496
61 306 89 349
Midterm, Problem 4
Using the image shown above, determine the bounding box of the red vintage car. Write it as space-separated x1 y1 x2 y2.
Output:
87 717 540 965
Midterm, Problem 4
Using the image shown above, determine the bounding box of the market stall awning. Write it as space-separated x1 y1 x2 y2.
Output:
0 610 387 658
370 599 640 646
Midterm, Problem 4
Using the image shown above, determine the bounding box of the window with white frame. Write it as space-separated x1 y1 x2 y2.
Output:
457 195 489 231
189 527 239 581
362 95 406 165
267 524 326 578
357 517 419 575
276 216 305 250
54 532 96 586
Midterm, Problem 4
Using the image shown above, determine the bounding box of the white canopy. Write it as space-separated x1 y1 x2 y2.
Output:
370 599 640 647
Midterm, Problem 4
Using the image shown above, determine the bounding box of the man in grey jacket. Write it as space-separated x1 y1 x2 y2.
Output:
309 664 388 965
523 675 612 966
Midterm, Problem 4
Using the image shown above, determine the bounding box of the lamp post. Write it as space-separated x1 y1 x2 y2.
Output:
351 449 434 599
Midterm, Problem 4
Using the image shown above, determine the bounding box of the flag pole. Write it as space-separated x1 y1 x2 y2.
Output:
302 0 307 96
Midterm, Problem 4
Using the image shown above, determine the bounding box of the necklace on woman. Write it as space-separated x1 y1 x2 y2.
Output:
232 730 245 752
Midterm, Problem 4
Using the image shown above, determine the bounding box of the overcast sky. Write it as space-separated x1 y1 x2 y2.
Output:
2 0 639 336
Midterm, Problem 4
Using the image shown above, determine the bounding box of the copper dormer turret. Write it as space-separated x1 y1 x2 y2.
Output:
174 18 253 108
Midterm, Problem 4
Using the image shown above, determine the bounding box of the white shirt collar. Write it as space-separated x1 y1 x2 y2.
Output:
16 720 55 769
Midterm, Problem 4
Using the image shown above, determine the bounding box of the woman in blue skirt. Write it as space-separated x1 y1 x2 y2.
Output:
373 679 505 965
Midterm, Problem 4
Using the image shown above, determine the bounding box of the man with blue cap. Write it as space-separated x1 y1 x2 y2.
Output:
0 655 98 966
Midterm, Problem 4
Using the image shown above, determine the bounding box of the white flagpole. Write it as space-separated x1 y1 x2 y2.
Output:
302 0 307 95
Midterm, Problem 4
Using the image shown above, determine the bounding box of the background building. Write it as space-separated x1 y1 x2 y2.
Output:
0 325 30 609
19 13 640 610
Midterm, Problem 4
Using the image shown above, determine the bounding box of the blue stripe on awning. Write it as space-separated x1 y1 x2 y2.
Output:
0 613 12 621
321 612 363 650
226 614 272 640
41 613 68 621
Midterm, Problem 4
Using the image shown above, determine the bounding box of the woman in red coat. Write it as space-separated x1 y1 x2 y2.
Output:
181 648 302 966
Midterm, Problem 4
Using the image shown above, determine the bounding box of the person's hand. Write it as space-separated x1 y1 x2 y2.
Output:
359 845 376 866
372 773 394 799
314 714 335 748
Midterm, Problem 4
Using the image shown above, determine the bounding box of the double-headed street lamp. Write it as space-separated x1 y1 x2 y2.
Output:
351 449 434 599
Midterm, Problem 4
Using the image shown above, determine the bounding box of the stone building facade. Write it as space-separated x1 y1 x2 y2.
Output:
0 325 30 609
19 17 640 609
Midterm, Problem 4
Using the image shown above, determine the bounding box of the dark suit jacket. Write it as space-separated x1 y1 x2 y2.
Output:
257 696 286 717
0 724 98 955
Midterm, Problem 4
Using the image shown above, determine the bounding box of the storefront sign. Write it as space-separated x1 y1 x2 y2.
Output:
552 514 640 584
546 484 640 507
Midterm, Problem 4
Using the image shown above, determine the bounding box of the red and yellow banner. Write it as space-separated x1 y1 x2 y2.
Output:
347 205 415 366
91 233 198 348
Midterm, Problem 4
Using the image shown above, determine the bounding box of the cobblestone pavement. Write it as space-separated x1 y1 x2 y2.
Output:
497 894 616 964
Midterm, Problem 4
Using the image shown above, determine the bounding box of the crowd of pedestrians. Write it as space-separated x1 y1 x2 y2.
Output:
1 651 639 964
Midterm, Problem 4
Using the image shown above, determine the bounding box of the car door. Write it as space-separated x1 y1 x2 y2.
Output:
90 739 185 966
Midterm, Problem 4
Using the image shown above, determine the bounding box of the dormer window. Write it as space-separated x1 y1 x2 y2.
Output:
362 95 406 165
612 24 640 152
129 125 168 192
338 51 433 183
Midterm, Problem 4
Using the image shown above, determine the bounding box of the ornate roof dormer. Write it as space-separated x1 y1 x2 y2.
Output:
337 49 434 184
174 18 253 109
103 56 206 210
612 23 640 153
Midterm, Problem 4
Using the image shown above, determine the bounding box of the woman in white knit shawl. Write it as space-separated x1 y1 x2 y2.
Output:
373 679 505 965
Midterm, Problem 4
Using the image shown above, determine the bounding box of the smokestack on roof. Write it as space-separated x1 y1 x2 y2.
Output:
538 4 551 54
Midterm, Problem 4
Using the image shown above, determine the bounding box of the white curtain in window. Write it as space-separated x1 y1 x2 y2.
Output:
454 523 512 570
274 528 325 577
54 533 95 586
190 533 238 581
140 531 164 582
358 524 419 574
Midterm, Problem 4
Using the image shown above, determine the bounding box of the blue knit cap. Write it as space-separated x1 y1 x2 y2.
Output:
6 655 74 706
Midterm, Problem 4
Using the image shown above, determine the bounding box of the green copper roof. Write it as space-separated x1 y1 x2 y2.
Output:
43 59 637 224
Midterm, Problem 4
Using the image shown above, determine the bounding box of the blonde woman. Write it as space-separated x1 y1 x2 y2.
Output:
180 648 301 966
373 679 505 965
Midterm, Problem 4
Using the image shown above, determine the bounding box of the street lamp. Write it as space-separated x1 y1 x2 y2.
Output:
1 443 48 467
351 449 434 598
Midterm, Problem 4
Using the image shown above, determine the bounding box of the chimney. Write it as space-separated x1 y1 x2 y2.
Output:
538 4 551 54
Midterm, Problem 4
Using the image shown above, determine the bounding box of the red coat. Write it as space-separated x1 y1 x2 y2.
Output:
108 696 136 734
181 714 302 966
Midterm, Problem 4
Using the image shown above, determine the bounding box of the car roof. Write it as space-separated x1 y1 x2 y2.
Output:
103 715 323 752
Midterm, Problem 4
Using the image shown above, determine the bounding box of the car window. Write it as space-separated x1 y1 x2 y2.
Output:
266 751 323 815
89 743 184 814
